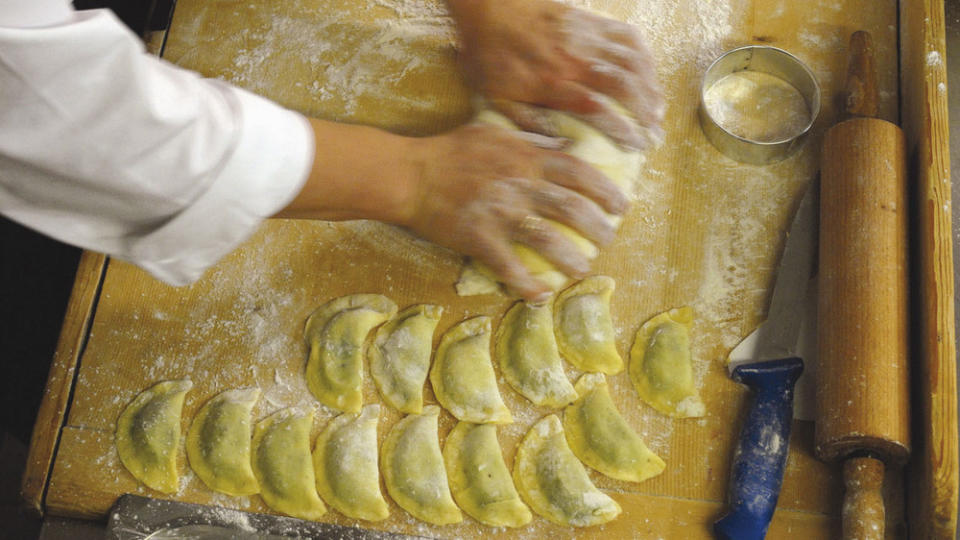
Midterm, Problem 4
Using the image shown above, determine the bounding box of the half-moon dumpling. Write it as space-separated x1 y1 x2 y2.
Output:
629 307 705 418
369 304 443 414
116 379 193 494
186 387 260 496
251 408 326 520
305 294 397 413
496 301 577 408
443 421 532 528
381 406 462 525
513 415 621 527
431 316 511 424
313 404 389 521
563 374 665 483
554 276 624 374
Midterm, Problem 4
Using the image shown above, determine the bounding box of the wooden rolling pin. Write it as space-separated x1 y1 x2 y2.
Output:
816 30 910 540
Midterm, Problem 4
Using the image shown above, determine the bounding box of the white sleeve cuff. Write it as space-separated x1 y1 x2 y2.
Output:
128 84 314 286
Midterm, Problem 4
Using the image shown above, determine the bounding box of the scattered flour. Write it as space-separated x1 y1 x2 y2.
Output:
68 1 836 537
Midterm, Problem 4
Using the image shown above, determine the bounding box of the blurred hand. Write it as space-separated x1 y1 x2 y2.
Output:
402 123 629 301
447 0 664 149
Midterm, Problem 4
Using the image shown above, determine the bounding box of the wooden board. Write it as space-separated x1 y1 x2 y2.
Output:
900 0 960 537
23 0 950 538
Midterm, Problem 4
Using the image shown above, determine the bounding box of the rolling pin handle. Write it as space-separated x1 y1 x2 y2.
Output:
714 357 804 540
841 455 886 540
839 30 878 121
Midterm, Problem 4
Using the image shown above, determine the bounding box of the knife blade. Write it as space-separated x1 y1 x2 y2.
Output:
727 179 818 372
714 179 818 540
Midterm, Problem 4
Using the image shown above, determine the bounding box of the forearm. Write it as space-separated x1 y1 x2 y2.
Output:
444 0 484 18
274 118 419 226
444 0 491 35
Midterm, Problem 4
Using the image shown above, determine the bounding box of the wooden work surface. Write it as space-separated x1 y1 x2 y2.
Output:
21 0 957 538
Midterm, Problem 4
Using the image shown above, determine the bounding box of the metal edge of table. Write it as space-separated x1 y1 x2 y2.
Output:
901 0 960 537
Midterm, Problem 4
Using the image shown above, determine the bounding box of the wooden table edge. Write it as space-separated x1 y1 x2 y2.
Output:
901 0 960 537
20 251 107 515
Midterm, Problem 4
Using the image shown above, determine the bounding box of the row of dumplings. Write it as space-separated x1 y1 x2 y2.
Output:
306 275 704 420
115 373 658 528
115 275 705 528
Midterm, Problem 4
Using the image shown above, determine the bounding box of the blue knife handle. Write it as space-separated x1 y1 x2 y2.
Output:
714 357 804 540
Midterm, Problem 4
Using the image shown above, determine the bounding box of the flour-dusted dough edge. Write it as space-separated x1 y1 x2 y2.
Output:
629 306 706 418
443 421 532 528
554 275 624 374
116 379 193 494
251 408 326 520
563 373 665 483
304 294 397 413
313 404 389 521
513 414 621 527
369 304 443 414
186 387 260 496
496 301 577 408
381 406 462 525
431 316 512 424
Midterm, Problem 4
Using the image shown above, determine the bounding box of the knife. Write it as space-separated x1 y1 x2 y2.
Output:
713 180 818 540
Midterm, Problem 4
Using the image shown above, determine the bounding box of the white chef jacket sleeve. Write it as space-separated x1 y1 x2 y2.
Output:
0 3 314 285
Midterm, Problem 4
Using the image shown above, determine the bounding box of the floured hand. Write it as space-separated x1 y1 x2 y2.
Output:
402 123 628 302
446 0 664 149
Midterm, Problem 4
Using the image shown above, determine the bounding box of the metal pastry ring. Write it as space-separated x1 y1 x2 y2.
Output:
699 45 821 165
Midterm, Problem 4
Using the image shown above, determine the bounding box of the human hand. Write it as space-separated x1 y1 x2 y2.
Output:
400 123 629 302
446 0 664 149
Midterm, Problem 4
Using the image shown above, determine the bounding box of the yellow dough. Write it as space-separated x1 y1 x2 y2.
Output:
456 104 644 297
313 404 389 521
443 421 532 528
513 414 622 527
496 301 577 408
116 379 192 494
251 408 326 520
305 294 397 413
186 387 260 496
431 316 512 424
563 374 665 483
369 304 443 414
381 406 462 526
554 276 624 374
629 307 706 418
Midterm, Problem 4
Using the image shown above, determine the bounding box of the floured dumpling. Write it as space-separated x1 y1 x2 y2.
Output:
443 421 532 528
554 276 624 374
313 405 388 521
496 301 577 408
629 307 705 418
431 316 512 424
251 408 326 520
456 102 646 297
186 387 260 496
116 379 192 494
305 294 397 413
381 406 462 525
564 374 665 483
369 304 443 414
513 415 621 527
